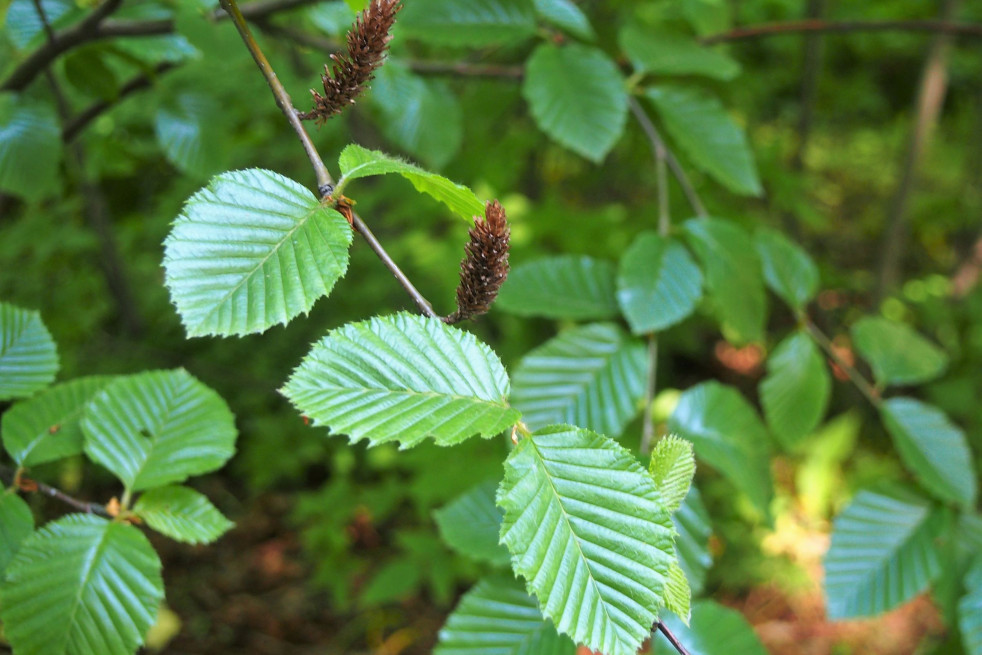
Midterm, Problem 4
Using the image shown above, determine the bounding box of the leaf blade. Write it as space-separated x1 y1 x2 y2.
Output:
496 255 619 320
134 485 233 545
0 301 59 401
754 228 819 312
617 232 703 334
851 317 948 386
759 331 831 449
434 480 511 567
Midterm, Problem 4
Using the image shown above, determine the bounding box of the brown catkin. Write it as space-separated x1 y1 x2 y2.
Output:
299 0 402 124
444 200 511 324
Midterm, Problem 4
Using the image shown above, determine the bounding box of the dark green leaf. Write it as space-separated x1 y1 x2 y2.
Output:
656 600 767 655
754 228 819 312
155 92 226 178
496 255 619 320
532 0 595 41
134 485 233 545
961 560 982 655
63 48 119 101
617 232 702 334
759 331 830 449
0 494 33 573
620 26 739 80
0 93 61 202
399 0 537 46
0 301 58 401
434 480 510 567
851 317 948 386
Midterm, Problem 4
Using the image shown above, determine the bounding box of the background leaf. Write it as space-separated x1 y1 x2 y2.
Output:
668 381 773 516
510 323 647 438
617 232 702 334
134 485 233 545
673 486 712 596
399 0 537 46
337 144 484 219
532 0 595 41
880 397 976 508
0 494 33 573
1 375 112 466
759 331 830 449
523 43 628 162
645 86 762 196
434 480 511 567
498 425 675 655
163 168 352 337
620 26 739 80
154 91 226 178
0 514 163 655
824 486 943 619
0 93 62 201
683 218 766 344
435 576 577 655
82 369 237 492
0 301 59 401
754 228 819 312
282 313 519 449
961 560 982 655
851 316 948 386
656 600 768 655
496 255 619 320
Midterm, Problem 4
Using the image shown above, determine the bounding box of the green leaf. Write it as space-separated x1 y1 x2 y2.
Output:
155 91 226 178
657 600 767 655
0 94 61 201
759 331 830 449
2 375 113 466
619 26 739 80
434 480 511 567
880 398 976 508
282 313 519 449
523 43 628 163
668 381 772 516
754 228 819 312
163 168 352 337
435 576 577 655
82 369 237 492
824 486 943 619
110 34 199 65
399 0 537 46
306 1 356 35
370 64 463 169
498 425 675 655
532 0 595 41
617 232 703 334
683 218 766 344
0 301 58 401
851 317 948 386
337 144 484 220
496 255 619 320
63 48 119 101
134 485 233 545
663 560 691 624
645 86 761 196
5 0 76 49
0 514 163 655
649 435 696 513
510 323 647 438
0 494 33 573
961 561 982 655
673 486 712 596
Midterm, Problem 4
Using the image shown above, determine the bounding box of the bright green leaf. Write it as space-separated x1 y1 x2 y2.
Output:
673 485 712 596
82 369 237 492
645 86 761 196
824 486 943 619
134 485 233 545
155 91 226 178
163 168 353 336
851 316 948 386
656 600 767 655
496 255 619 320
498 425 675 655
754 228 819 312
282 313 519 449
759 331 830 449
434 480 511 567
0 494 33 573
2 375 113 466
0 514 163 655
649 435 696 513
435 576 577 655
620 26 739 80
523 43 628 163
533 0 595 41
668 381 772 516
0 93 61 201
617 232 703 334
510 323 647 438
0 301 58 401
683 218 766 344
399 0 537 46
663 560 691 624
880 398 976 508
337 144 484 219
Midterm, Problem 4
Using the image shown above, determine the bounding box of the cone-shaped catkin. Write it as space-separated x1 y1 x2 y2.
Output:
300 0 402 124
444 201 510 324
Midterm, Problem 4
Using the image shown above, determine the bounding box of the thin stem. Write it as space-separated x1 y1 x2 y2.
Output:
656 621 693 655
701 18 982 45
0 465 110 518
802 315 881 407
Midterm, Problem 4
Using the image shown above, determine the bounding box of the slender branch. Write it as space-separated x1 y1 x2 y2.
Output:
0 465 111 518
802 315 881 407
701 18 982 46
351 215 437 317
655 621 692 655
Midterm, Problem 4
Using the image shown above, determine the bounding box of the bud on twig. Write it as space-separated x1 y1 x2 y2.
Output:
300 0 402 124
444 200 510 324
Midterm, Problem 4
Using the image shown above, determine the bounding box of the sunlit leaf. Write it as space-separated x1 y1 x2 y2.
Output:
496 255 619 320
620 26 739 80
663 560 691 624
759 331 830 449
434 480 510 567
498 425 675 655
617 232 702 334
754 228 819 312
134 485 233 545
656 600 767 655
649 435 696 513
851 317 948 386
0 301 58 401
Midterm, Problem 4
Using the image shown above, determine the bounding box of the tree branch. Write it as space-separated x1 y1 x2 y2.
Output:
701 18 982 46
655 621 692 655
802 315 881 407
0 465 111 518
